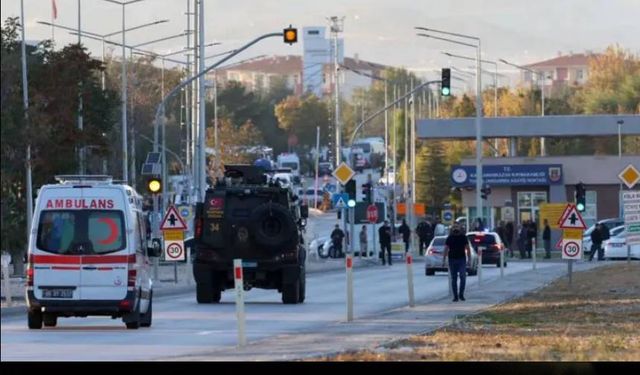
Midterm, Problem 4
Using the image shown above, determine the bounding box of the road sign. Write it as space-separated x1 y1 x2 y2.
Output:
563 229 583 240
163 229 184 241
367 204 379 223
501 206 515 222
332 193 349 209
177 205 193 221
164 240 185 261
332 162 355 185
442 209 453 225
539 203 569 230
618 164 640 189
562 239 582 260
160 205 188 231
623 191 640 245
555 238 563 250
558 204 587 230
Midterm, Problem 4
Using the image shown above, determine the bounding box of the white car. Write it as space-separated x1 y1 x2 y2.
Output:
603 228 640 260
583 218 624 250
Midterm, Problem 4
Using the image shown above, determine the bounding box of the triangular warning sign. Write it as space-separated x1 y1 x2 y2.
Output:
335 197 346 208
160 205 188 231
558 204 587 230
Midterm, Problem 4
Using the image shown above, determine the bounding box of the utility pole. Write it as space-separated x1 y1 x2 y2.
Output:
77 0 85 175
198 0 206 201
329 16 344 165
20 0 34 247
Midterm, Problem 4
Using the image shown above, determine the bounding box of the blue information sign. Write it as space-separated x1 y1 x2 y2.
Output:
450 164 563 187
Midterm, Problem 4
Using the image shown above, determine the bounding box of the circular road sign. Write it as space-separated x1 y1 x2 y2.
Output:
367 204 379 223
166 242 184 260
562 240 580 258
443 210 453 221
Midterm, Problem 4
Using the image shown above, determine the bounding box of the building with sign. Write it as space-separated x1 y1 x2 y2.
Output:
452 155 639 230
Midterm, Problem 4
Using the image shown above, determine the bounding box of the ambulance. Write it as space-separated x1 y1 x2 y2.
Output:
25 175 160 329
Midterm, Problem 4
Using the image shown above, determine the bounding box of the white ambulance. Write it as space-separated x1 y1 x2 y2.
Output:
26 175 160 329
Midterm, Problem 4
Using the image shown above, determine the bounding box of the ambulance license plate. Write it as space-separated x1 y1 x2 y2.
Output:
42 288 74 298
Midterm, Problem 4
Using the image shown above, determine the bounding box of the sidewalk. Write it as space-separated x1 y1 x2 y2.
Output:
163 260 609 361
1 255 376 319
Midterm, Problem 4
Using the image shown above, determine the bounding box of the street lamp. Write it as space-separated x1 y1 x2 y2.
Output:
416 26 484 226
618 119 624 217
499 58 547 156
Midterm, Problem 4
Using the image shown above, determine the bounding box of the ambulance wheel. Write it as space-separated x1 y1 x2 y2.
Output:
140 292 153 328
28 310 43 329
125 301 141 329
43 313 58 327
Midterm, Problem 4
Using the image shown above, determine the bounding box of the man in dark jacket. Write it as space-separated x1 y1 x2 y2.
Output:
378 221 392 265
543 219 552 259
589 224 603 261
399 219 411 253
504 221 514 257
526 221 537 259
442 223 471 302
416 218 434 256
330 224 345 258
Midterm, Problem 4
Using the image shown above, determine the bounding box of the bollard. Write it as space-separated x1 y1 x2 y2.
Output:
346 254 354 322
499 247 504 278
233 259 246 347
186 248 193 286
477 247 483 286
406 253 415 307
532 238 537 271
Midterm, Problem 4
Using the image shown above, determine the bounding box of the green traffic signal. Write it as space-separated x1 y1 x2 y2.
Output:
441 87 450 96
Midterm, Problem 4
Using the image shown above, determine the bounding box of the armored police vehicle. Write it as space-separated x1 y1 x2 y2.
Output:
193 165 308 304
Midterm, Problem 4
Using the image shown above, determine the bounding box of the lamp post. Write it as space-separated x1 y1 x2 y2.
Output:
444 52 504 156
416 27 484 226
499 58 546 156
20 0 34 245
618 119 624 218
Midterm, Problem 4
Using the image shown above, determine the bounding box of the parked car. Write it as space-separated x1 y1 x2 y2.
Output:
318 162 333 176
466 231 508 267
424 236 478 276
302 188 324 207
603 227 640 260
583 218 625 250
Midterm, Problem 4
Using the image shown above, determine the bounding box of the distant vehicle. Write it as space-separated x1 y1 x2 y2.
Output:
583 218 624 250
318 162 333 176
466 231 508 267
277 153 301 182
603 226 639 260
301 188 324 207
424 236 478 276
352 137 385 168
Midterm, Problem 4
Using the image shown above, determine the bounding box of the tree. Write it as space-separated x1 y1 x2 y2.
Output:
416 141 450 213
274 94 330 149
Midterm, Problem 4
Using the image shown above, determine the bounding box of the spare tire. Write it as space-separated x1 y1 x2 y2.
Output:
250 202 298 252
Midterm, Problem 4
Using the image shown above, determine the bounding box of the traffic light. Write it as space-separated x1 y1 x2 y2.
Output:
575 182 586 212
147 177 162 194
480 184 491 200
345 180 356 201
361 183 372 203
283 26 297 44
441 68 451 96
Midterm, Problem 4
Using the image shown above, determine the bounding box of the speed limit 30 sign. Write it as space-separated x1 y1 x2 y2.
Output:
562 239 582 260
164 240 185 261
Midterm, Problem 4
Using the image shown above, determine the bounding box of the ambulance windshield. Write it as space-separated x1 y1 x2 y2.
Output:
36 210 126 254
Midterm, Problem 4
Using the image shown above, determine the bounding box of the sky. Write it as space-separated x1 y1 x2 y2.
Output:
2 0 639 85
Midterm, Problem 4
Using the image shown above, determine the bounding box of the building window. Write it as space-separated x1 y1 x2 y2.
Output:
517 191 548 226
576 69 584 80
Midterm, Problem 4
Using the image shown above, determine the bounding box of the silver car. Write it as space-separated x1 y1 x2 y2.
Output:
603 227 640 260
424 236 478 276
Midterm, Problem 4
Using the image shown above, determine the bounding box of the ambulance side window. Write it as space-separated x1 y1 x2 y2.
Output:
135 213 145 255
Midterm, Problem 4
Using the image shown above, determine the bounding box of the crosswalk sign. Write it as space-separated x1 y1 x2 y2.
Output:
332 193 349 209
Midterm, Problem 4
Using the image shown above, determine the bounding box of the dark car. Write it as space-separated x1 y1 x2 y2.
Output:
193 165 308 304
466 231 508 267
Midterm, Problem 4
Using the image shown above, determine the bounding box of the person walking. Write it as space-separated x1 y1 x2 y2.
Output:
589 224 603 261
599 224 610 261
416 217 434 256
442 223 471 302
504 221 514 257
542 219 552 259
359 225 368 257
330 224 345 258
526 221 537 259
517 221 528 259
378 220 392 265
399 219 411 253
